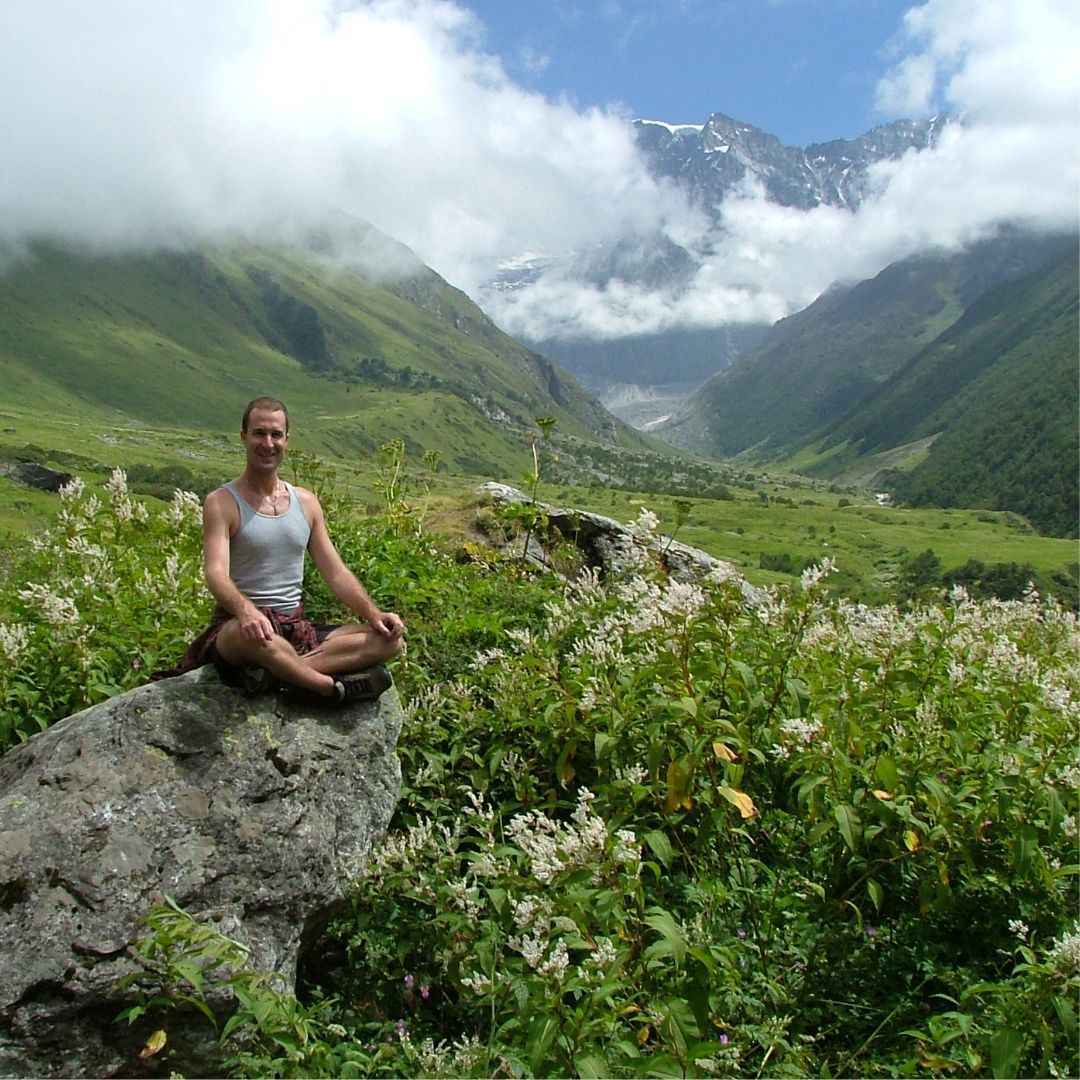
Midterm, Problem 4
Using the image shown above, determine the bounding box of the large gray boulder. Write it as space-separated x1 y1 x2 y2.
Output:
0 666 403 1078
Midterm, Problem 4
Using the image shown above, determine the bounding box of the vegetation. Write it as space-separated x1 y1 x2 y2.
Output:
2 464 1077 1078
0 241 647 478
825 248 1079 538
664 233 1077 540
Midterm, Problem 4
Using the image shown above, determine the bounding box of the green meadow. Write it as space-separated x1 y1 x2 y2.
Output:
2 401 1074 610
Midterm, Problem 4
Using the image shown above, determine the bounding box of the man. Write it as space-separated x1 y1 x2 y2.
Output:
174 396 404 702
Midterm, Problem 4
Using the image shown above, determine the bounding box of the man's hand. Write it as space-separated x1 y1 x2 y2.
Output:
369 611 406 639
239 606 275 644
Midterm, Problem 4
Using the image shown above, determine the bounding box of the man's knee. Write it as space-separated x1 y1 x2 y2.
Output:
214 621 289 666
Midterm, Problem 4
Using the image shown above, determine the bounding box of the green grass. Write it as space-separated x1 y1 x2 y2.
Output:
2 402 1072 606
0 242 654 480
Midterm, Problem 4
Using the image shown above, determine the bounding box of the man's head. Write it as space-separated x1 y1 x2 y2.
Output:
240 397 289 476
242 396 289 434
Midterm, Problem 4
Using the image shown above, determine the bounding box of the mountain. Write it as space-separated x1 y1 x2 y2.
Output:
633 113 951 214
660 230 1078 536
0 234 647 476
660 231 1075 457
495 113 953 426
827 247 1079 537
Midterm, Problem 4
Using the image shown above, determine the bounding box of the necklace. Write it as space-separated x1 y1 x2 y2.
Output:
250 483 286 515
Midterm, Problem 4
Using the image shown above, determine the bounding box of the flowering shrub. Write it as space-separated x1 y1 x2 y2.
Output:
0 470 208 748
4 476 1078 1076
320 512 1078 1077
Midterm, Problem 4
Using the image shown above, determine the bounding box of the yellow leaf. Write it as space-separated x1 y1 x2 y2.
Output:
718 786 758 819
872 789 892 801
712 742 737 762
138 1030 167 1059
637 1025 652 1046
665 759 694 814
904 829 920 852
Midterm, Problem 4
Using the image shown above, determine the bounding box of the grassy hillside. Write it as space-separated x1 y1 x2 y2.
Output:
662 231 1075 458
0 239 649 476
807 250 1078 535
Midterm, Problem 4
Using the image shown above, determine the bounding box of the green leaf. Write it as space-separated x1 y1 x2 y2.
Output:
659 997 700 1059
528 1015 559 1075
575 1053 608 1078
644 830 675 868
1051 995 1076 1035
834 804 862 853
867 878 883 912
1012 825 1039 871
875 756 899 790
555 740 577 787
644 907 687 966
990 1027 1024 1079
594 731 614 759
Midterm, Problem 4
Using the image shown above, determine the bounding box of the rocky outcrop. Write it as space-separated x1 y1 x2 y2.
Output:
477 482 756 600
0 666 403 1078
0 462 73 493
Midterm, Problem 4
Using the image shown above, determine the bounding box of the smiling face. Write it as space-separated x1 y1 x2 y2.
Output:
240 406 289 476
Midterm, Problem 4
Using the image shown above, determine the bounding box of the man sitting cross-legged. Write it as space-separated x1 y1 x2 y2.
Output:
164 396 403 703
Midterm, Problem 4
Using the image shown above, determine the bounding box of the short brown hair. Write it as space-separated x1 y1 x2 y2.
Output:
241 396 289 433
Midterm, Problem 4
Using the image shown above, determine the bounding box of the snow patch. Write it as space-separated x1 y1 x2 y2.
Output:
636 119 705 135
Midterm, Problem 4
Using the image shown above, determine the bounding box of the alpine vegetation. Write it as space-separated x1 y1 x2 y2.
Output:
1 469 1077 1077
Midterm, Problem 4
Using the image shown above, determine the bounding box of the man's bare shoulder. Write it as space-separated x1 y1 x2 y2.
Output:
292 485 322 514
204 486 239 526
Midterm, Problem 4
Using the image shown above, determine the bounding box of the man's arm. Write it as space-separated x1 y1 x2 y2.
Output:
302 490 405 638
203 489 275 643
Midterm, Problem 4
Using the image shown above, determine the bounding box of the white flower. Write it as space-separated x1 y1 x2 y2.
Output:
59 477 85 502
779 717 822 746
460 971 492 994
1047 924 1080 974
105 467 128 500
659 579 706 620
505 627 534 649
613 829 641 870
591 937 617 967
164 489 202 527
801 557 836 591
1008 919 1030 939
0 622 30 666
537 939 570 980
18 583 79 627
629 507 660 544
471 647 506 670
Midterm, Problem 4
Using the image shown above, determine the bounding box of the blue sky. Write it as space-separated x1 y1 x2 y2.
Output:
464 0 918 145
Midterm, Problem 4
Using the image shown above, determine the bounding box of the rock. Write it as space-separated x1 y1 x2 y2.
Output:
0 462 74 493
0 666 403 1078
477 482 758 600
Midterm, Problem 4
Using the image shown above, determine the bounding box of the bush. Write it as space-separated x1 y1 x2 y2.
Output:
0 471 208 749
5 473 1078 1078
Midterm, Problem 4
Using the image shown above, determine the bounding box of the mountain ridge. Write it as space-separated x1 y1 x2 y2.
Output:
0 236 649 475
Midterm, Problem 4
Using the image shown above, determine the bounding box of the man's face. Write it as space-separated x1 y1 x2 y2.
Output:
241 408 288 473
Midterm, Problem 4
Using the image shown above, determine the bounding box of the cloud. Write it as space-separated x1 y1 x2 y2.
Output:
0 0 683 287
488 0 1079 341
0 0 1075 347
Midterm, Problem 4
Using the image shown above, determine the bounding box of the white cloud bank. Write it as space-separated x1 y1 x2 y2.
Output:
0 0 1076 343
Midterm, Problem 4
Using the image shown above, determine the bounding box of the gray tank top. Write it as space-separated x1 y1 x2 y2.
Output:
224 481 311 611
